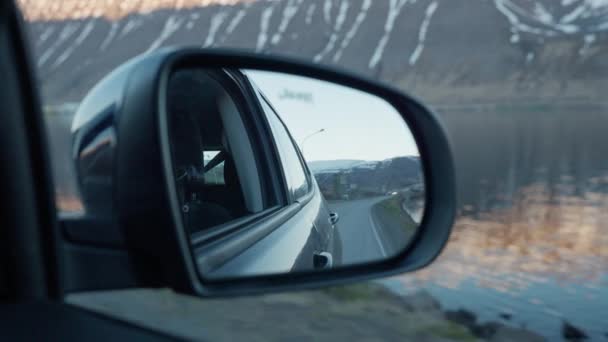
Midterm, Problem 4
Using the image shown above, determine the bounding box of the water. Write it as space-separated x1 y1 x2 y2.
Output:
381 104 608 341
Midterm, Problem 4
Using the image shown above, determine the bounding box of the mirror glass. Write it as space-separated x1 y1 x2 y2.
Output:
166 68 425 280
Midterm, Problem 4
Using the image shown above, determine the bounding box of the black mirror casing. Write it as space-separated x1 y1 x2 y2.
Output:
68 47 456 297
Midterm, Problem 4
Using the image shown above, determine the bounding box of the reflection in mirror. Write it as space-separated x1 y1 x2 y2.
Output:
166 68 424 280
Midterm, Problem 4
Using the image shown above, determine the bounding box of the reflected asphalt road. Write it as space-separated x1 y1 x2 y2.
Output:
328 196 390 265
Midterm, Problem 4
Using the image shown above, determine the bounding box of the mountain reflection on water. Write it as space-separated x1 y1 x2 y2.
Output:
384 104 608 341
419 185 608 288
390 192 608 340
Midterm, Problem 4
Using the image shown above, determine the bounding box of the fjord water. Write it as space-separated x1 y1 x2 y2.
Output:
385 104 608 340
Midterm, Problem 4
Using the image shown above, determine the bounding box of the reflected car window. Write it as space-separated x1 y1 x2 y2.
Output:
203 151 225 185
259 94 310 200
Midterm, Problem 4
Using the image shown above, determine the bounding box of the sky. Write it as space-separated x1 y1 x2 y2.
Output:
245 70 420 162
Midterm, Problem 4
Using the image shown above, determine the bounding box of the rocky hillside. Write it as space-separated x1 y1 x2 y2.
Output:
23 0 608 106
313 156 422 199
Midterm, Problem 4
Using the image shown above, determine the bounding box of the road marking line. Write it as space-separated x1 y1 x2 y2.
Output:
369 212 388 257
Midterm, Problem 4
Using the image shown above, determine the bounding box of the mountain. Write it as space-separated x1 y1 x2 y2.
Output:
308 159 367 172
313 156 422 199
23 0 608 106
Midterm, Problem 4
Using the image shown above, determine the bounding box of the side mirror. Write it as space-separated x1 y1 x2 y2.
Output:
69 48 455 296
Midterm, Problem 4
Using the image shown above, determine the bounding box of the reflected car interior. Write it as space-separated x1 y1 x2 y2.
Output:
168 69 275 234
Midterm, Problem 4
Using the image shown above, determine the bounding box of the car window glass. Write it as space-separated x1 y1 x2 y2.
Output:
258 94 309 200
203 150 225 185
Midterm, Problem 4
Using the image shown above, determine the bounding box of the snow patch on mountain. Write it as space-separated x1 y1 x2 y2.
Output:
369 0 413 69
409 1 439 66
313 0 349 63
144 15 184 53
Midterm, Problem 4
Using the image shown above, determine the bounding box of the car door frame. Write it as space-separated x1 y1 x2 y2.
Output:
0 0 62 300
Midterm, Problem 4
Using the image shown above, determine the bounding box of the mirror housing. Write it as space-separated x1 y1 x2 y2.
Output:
68 47 455 296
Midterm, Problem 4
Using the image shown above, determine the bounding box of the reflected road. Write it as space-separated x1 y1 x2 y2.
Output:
329 197 387 264
329 196 410 265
